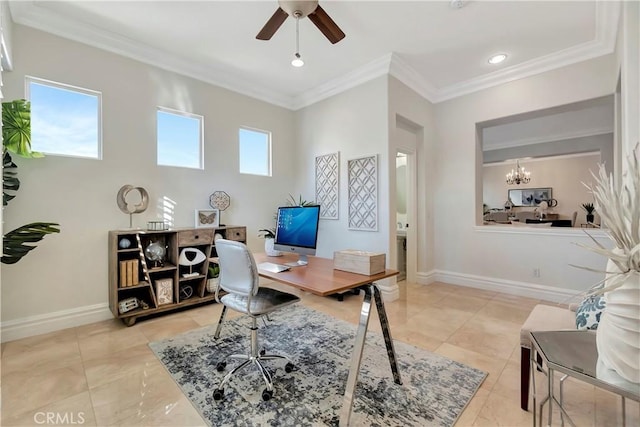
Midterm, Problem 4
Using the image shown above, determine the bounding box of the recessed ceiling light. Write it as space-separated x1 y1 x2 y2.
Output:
488 53 507 64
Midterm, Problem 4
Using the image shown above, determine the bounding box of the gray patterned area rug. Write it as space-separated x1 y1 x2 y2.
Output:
149 304 486 427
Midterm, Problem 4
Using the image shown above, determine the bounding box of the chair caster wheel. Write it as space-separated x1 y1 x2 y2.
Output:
216 361 227 372
285 362 294 373
260 348 266 356
213 388 224 401
262 389 273 401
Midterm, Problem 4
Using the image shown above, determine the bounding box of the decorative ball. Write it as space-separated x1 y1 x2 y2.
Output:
119 238 132 249
145 241 166 262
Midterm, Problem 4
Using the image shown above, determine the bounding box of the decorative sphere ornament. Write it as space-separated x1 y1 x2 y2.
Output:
119 238 132 249
145 241 166 267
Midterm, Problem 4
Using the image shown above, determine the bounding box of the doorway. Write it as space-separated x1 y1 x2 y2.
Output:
395 116 419 284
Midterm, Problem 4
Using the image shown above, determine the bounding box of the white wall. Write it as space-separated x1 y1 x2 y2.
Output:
483 153 602 223
294 76 403 299
620 0 640 159
387 76 436 280
294 77 389 257
1 25 296 337
433 54 619 299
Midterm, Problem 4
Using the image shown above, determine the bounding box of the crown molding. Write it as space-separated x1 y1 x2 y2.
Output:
8 1 296 109
388 53 438 102
290 54 392 110
8 0 621 110
484 127 614 151
430 0 621 103
483 150 602 167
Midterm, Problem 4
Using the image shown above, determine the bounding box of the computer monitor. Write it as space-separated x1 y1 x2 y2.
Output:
273 205 321 267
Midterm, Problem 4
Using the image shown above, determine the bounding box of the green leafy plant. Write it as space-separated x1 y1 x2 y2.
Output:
208 264 220 278
259 194 318 239
2 99 43 158
258 228 276 239
286 194 318 207
2 99 60 264
581 202 595 214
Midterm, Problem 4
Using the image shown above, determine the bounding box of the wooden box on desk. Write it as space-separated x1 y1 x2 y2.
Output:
333 250 386 275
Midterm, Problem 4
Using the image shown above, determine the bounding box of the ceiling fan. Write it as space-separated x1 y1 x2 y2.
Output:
256 0 346 44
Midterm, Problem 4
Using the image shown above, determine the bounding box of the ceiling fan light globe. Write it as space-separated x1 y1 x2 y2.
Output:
279 0 319 18
291 54 304 67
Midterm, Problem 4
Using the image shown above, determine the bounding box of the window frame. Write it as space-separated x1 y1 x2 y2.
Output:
238 125 272 177
156 106 205 170
25 75 103 160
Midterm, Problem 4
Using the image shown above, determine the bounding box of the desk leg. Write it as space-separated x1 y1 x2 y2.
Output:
213 305 227 339
372 285 402 385
548 367 554 427
339 285 374 426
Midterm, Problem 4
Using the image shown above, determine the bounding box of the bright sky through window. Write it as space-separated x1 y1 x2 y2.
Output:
239 127 271 176
28 77 101 159
157 109 203 169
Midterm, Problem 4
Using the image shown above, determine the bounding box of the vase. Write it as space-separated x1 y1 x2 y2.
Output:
206 277 219 293
596 259 640 384
264 237 282 257
586 214 595 223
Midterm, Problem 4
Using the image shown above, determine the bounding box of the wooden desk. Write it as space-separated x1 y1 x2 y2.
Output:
254 253 402 426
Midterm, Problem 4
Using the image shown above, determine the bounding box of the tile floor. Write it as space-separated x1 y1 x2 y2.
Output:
1 281 638 426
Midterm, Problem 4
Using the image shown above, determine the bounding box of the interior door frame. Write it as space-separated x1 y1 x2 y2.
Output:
394 115 419 284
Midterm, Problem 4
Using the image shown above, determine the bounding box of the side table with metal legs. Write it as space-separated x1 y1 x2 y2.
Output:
529 330 640 427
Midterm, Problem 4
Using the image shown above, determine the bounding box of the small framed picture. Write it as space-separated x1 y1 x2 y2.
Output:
195 209 219 228
155 278 173 305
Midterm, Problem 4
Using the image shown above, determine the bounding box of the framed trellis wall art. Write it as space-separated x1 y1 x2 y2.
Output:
315 152 339 220
348 154 378 231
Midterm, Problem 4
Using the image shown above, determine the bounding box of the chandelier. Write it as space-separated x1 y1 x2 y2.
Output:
506 160 531 185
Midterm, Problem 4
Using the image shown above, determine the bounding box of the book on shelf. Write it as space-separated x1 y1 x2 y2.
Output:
119 260 128 287
131 259 139 285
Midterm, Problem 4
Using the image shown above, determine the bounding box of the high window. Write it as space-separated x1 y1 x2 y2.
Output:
157 107 204 169
27 76 102 159
239 127 271 176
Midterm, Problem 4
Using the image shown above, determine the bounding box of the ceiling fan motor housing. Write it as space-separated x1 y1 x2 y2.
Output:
278 0 319 18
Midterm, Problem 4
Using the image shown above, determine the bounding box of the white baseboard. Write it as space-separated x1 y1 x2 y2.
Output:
416 269 580 304
1 303 113 343
377 279 400 302
1 270 579 342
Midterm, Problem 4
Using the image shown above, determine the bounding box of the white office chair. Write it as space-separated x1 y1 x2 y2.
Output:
212 239 300 402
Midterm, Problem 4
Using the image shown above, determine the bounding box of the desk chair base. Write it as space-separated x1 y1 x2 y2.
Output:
213 315 294 402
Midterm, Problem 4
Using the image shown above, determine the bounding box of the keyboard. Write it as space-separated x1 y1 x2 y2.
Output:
258 262 290 273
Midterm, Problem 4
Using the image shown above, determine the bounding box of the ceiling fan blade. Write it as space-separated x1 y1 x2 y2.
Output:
308 5 345 44
256 7 288 40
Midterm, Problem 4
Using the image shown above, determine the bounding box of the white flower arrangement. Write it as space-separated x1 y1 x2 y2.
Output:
574 144 640 294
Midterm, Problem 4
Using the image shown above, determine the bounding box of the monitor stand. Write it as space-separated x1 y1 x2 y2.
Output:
285 254 308 267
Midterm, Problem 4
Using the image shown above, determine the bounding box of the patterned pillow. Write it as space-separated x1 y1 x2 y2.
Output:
575 295 606 330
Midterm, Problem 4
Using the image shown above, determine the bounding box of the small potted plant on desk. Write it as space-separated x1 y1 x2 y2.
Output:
581 202 596 224
259 228 282 257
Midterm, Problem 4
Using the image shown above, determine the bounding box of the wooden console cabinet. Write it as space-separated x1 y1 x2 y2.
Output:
108 225 246 326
